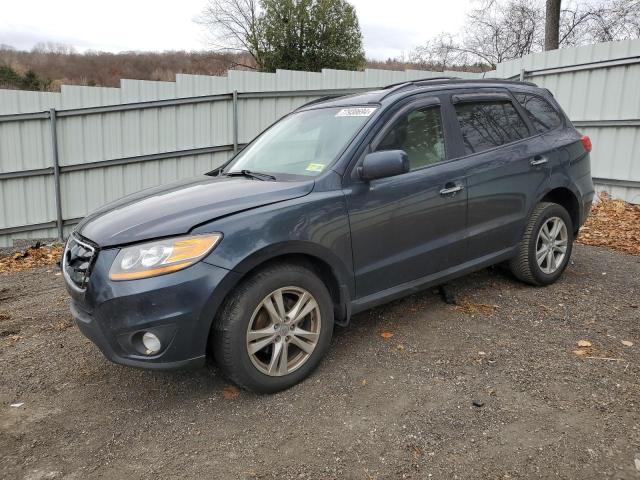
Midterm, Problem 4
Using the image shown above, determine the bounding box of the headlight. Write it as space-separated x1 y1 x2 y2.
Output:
109 233 222 281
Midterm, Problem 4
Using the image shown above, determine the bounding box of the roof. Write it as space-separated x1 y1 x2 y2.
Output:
298 77 540 111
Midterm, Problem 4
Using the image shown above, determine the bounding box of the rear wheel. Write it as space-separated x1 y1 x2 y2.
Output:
509 202 574 286
211 263 334 393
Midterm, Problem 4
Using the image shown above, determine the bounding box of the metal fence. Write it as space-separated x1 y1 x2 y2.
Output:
1 39 640 247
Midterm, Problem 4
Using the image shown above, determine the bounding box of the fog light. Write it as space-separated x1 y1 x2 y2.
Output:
142 332 161 355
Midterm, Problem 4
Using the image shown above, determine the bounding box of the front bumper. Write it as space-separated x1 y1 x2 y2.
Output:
66 247 241 370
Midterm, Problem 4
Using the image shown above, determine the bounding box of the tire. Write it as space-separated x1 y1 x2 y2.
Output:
509 202 574 286
210 262 334 393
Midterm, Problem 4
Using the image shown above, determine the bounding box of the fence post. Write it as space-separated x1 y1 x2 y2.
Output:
232 89 239 154
519 69 526 82
49 108 64 243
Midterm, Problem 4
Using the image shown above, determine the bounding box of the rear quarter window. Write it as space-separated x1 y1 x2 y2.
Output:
454 101 529 155
515 93 563 133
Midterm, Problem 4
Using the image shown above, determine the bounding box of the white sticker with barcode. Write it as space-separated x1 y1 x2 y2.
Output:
335 107 377 117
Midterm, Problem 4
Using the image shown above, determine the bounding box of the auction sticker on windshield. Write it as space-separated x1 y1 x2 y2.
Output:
335 107 377 117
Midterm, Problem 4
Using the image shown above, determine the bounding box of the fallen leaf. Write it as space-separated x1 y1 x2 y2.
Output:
573 349 587 356
222 385 240 400
10 402 24 408
380 332 394 339
576 192 640 256
361 379 367 386
396 344 405 350
0 245 63 274
577 340 592 348
621 340 633 347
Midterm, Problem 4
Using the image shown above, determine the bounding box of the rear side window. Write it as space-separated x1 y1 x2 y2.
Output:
455 101 529 155
515 93 562 133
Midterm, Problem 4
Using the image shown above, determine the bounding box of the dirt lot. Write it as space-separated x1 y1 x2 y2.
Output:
1 244 639 479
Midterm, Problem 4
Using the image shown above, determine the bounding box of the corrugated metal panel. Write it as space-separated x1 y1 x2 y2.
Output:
595 182 640 204
59 85 122 108
0 117 51 172
0 176 57 240
0 89 61 114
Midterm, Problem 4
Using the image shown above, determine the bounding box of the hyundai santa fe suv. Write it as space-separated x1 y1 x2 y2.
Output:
63 78 594 392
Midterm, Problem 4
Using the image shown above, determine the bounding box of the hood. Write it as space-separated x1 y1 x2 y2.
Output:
76 175 314 247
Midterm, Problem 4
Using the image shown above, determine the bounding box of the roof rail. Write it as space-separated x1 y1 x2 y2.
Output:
295 94 347 111
379 77 463 100
461 77 538 87
382 76 459 90
379 77 539 100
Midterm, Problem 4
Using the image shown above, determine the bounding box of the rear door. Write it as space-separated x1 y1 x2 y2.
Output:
344 96 468 299
512 90 570 178
447 91 550 260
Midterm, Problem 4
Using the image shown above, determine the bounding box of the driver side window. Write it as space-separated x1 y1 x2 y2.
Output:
375 106 446 170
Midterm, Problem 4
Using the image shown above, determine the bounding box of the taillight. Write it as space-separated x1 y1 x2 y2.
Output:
581 135 592 152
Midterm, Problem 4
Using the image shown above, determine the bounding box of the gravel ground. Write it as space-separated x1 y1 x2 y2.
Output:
1 244 639 479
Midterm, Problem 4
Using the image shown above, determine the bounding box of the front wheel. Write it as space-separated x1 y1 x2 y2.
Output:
210 263 334 393
509 202 574 286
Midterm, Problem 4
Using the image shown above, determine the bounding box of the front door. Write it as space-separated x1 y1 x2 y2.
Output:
344 100 468 299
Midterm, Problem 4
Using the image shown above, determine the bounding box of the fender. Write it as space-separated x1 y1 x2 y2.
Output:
530 178 583 230
195 191 356 325
226 240 354 326
229 240 352 288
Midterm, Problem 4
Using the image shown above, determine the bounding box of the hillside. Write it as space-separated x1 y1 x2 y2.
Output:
0 46 486 92
0 47 253 91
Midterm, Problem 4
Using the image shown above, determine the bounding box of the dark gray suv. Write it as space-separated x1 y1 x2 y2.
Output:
63 78 594 392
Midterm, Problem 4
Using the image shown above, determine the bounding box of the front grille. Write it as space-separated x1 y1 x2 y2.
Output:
63 234 97 291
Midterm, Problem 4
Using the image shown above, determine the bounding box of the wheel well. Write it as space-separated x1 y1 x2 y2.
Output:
238 253 348 326
541 188 580 232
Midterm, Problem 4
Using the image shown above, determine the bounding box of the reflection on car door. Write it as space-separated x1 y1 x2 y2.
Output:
344 99 468 300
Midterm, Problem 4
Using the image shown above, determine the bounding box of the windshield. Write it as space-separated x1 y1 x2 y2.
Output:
225 106 377 177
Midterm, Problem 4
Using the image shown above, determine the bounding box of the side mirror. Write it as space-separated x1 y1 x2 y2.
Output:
358 150 410 181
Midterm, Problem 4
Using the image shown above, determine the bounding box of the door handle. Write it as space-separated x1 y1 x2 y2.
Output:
530 156 548 167
439 185 464 196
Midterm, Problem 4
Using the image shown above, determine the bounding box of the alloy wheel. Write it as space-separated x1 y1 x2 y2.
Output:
535 216 568 274
245 286 322 376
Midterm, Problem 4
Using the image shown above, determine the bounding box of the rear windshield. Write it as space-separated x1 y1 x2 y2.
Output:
225 106 377 178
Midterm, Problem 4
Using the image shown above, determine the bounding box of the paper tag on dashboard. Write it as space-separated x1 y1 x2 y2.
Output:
335 107 376 117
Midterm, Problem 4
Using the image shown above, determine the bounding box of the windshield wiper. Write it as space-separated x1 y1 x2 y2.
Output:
224 169 276 181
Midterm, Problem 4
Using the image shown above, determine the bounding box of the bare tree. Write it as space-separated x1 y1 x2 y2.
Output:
545 0 562 50
588 0 640 42
196 0 264 69
411 0 640 70
410 34 464 71
411 0 542 69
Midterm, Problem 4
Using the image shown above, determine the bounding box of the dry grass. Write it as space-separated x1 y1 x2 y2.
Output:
577 193 640 256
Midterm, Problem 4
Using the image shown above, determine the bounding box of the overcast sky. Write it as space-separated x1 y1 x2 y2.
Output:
0 0 473 60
